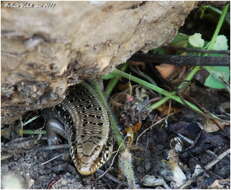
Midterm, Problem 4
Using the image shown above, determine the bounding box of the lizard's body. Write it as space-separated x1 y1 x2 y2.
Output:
45 82 113 175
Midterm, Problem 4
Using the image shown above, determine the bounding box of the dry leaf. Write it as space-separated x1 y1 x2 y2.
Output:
155 64 176 79
208 179 230 189
157 103 180 116
203 119 220 132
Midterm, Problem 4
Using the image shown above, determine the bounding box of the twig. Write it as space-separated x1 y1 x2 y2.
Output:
41 153 64 166
177 133 217 157
37 144 69 151
177 133 194 144
136 114 174 145
96 138 126 180
179 149 230 189
164 46 230 55
97 169 127 186
22 115 40 127
129 53 230 66
205 149 230 170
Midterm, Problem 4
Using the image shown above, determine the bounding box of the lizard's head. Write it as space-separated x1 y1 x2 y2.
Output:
71 139 113 175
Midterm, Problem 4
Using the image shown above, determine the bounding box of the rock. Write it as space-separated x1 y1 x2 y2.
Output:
142 175 169 188
1 1 197 124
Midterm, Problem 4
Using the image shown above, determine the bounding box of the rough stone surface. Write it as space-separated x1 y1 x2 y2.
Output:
1 1 197 124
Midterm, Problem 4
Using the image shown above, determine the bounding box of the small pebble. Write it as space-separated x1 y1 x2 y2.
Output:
142 175 169 188
1 171 27 189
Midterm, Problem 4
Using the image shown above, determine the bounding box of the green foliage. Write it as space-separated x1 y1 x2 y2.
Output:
204 35 229 89
199 5 230 25
154 31 229 90
152 47 166 55
204 66 230 89
170 32 189 47
211 35 228 51
188 33 205 48
102 73 115 80
130 4 229 90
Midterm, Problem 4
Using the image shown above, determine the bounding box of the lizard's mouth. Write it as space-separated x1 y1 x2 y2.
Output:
77 162 99 176
77 166 94 175
76 152 106 175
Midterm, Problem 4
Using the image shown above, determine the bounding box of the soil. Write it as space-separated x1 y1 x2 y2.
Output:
1 81 230 189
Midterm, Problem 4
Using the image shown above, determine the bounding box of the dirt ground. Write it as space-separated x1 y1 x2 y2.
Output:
1 81 230 189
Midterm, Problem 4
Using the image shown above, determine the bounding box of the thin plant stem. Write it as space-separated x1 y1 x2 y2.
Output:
148 66 201 110
104 63 128 98
206 4 229 50
91 80 125 150
148 96 171 110
112 69 203 114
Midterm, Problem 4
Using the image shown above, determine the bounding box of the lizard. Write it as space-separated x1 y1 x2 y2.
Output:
43 81 114 175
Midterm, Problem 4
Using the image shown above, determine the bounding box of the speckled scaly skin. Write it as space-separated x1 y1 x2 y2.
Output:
45 82 113 175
